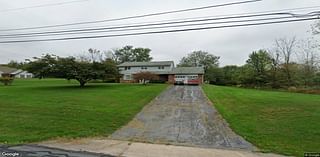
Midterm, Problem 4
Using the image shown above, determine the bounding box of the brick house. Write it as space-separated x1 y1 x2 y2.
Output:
117 61 204 84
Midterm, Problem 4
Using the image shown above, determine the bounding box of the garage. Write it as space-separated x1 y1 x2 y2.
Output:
168 67 204 85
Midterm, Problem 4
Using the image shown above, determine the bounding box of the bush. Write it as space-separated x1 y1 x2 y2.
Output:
103 79 117 83
288 86 297 92
149 80 166 84
209 80 226 85
0 77 14 86
133 72 159 85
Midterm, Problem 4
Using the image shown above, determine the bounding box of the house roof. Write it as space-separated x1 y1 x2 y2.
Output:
153 71 173 75
118 61 174 67
172 67 204 74
0 66 19 74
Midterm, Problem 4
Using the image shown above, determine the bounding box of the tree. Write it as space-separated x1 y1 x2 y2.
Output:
133 72 158 85
55 57 115 87
222 65 244 85
178 51 220 72
72 62 104 87
6 60 26 69
57 58 98 87
275 37 297 86
296 38 320 86
132 48 153 62
246 50 272 86
207 65 255 86
237 64 255 86
78 48 104 63
111 46 153 64
25 54 118 87
268 49 281 88
313 72 320 87
115 45 133 63
311 20 320 35
206 66 224 85
25 54 58 79
103 58 119 82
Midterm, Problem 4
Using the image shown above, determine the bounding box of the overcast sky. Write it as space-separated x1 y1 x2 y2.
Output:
0 0 319 66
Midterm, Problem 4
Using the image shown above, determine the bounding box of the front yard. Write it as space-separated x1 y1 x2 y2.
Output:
0 79 168 144
203 85 320 156
2 79 319 156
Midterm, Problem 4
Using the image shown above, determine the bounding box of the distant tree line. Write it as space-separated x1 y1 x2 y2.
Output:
206 37 320 90
178 21 320 91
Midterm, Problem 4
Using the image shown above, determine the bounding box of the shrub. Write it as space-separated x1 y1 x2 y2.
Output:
133 72 159 85
149 80 166 84
288 86 297 92
0 76 14 86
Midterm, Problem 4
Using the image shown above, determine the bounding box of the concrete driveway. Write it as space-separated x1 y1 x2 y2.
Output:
111 85 254 150
39 139 285 157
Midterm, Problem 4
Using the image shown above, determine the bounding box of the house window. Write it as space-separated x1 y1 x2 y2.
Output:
124 74 132 80
125 67 131 70
158 66 165 69
141 66 148 70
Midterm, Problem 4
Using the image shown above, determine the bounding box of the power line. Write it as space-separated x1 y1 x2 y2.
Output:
0 0 90 13
0 12 303 37
61 5 320 31
0 0 262 32
0 16 300 39
0 17 318 43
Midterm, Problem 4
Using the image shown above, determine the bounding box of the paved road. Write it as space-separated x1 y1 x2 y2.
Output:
111 85 254 150
0 145 114 157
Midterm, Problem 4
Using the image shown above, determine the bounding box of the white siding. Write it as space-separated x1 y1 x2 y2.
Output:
119 63 173 75
119 63 174 81
124 74 132 80
14 71 34 78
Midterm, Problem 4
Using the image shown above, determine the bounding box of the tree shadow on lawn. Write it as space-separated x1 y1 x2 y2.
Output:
29 83 123 91
27 83 154 92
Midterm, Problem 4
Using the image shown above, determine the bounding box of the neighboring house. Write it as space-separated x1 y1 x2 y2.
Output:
0 66 33 78
117 61 204 84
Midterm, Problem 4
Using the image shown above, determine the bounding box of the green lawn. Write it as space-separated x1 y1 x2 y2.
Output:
203 85 320 156
0 79 168 144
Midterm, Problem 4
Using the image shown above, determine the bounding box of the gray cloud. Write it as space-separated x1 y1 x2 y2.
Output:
0 0 319 66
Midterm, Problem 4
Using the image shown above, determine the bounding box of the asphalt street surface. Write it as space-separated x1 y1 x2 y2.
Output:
0 145 114 157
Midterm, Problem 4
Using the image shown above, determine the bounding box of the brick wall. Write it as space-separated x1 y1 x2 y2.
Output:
198 74 204 84
120 74 204 84
119 77 136 83
168 74 175 84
